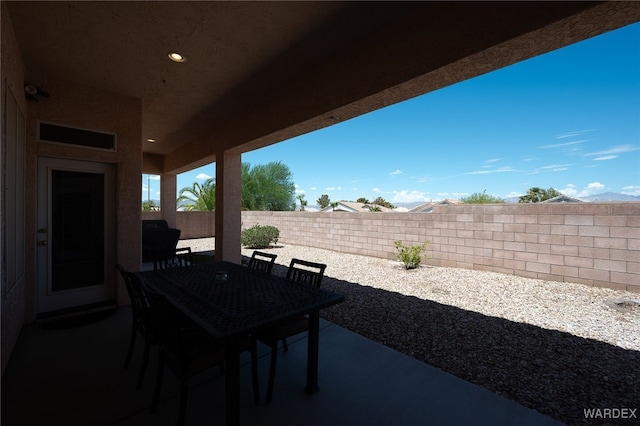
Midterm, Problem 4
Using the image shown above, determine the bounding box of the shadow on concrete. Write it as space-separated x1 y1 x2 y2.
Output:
278 263 640 426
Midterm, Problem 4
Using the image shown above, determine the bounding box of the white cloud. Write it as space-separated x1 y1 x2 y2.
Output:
622 185 640 196
555 129 595 139
585 144 639 160
392 190 428 203
465 166 515 175
389 169 403 176
560 184 577 196
587 182 605 190
326 186 342 191
539 140 587 149
569 181 606 198
540 163 571 172
435 192 468 199
295 188 305 194
528 163 572 174
481 159 502 169
195 173 212 179
372 187 381 193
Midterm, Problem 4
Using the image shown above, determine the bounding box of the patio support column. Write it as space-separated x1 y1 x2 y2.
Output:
215 151 242 263
160 173 177 228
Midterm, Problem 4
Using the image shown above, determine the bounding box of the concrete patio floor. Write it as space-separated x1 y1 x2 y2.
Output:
2 307 563 426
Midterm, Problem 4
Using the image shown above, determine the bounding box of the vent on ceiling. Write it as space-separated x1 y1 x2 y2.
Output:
39 122 116 151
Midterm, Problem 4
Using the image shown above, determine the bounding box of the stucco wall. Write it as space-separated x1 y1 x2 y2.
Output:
236 204 639 293
22 81 143 315
1 2 28 373
1 5 144 369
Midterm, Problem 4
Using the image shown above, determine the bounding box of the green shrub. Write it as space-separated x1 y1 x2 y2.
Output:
241 224 280 249
394 240 430 269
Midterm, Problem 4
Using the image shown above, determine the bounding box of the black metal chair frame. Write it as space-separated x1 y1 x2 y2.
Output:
116 264 160 390
247 250 277 274
153 247 193 270
257 258 326 403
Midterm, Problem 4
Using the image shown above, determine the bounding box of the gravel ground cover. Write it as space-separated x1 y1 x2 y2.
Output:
180 238 640 425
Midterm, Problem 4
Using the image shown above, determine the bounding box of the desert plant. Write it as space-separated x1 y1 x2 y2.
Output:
317 194 331 209
241 224 280 249
394 240 430 269
460 190 505 204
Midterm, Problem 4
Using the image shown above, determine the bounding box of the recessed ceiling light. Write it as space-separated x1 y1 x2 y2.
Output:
167 52 186 63
147 138 156 143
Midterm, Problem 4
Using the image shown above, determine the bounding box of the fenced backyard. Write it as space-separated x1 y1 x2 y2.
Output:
163 202 640 293
152 203 640 424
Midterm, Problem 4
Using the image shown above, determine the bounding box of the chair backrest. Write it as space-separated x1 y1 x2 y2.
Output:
116 264 153 329
138 280 176 336
117 264 179 340
153 247 193 270
286 258 326 288
247 250 277 274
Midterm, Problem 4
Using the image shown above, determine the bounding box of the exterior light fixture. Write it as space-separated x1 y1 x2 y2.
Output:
147 138 156 143
167 52 186 63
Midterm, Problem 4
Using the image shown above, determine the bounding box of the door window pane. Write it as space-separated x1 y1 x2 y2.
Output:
51 170 105 291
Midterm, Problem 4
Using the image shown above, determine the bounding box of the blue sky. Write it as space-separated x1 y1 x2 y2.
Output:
144 22 639 206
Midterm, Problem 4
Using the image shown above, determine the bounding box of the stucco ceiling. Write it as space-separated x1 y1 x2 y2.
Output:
6 1 639 173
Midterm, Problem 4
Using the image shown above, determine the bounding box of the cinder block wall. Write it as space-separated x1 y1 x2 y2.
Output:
240 203 640 293
176 211 216 239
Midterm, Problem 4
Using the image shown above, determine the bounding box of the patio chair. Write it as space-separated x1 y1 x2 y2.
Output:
116 264 162 390
142 281 261 426
153 247 193 270
257 258 326 403
247 250 277 274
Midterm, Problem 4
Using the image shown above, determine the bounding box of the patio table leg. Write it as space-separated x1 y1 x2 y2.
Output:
305 310 320 394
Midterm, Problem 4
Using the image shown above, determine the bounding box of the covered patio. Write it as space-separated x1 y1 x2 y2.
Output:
2 307 561 425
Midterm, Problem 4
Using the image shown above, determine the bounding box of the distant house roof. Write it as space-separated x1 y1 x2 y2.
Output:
409 202 434 213
409 199 461 213
320 201 393 212
541 195 586 203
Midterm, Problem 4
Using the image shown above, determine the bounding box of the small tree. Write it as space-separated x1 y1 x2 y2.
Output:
242 161 296 211
394 240 430 269
297 194 307 211
519 187 561 203
461 190 505 204
317 194 331 209
373 197 394 209
356 197 370 204
142 200 157 211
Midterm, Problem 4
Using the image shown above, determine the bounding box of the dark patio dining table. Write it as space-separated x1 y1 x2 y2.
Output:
135 261 345 426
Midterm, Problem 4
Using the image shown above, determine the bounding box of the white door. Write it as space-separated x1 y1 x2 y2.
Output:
37 157 115 315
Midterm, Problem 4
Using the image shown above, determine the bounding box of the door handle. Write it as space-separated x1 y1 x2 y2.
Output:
38 240 48 246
